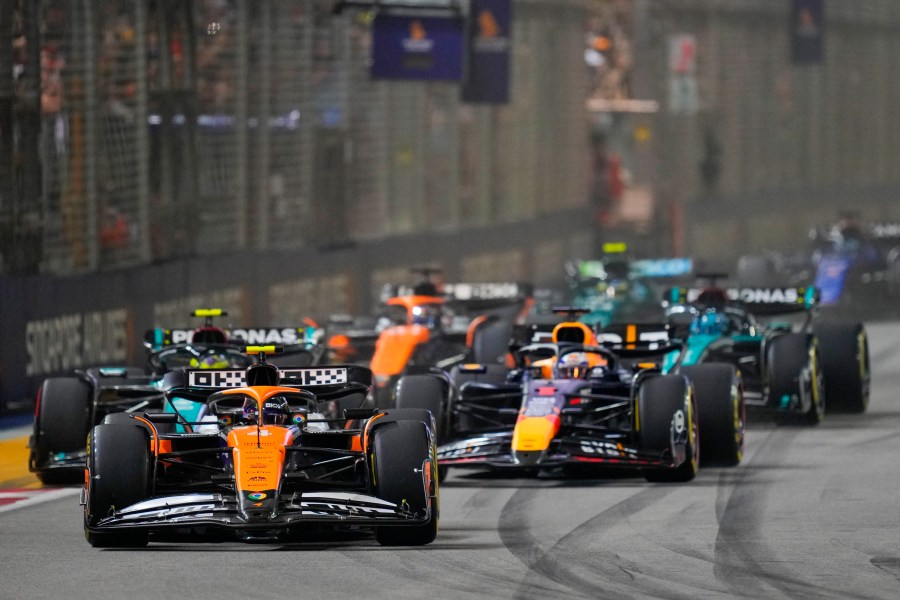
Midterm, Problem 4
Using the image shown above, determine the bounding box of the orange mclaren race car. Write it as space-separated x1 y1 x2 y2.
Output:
81 346 439 547
329 271 534 406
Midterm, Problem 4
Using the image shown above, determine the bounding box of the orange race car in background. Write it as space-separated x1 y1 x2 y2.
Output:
327 270 534 406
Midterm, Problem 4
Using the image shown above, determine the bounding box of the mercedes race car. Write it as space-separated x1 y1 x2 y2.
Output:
662 282 870 419
566 252 693 328
30 309 324 484
393 313 746 481
82 347 439 547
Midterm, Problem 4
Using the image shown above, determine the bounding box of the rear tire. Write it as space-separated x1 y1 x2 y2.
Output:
32 377 93 485
394 376 449 482
469 317 513 365
371 420 438 546
638 375 698 483
680 364 744 467
394 375 447 440
768 333 823 425
813 321 869 413
84 423 151 548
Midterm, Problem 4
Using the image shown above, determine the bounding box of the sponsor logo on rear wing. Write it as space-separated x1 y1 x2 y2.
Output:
666 287 819 309
596 323 679 354
387 282 531 301
145 327 317 349
575 258 693 280
631 258 693 278
187 367 349 388
443 282 531 301
597 325 669 346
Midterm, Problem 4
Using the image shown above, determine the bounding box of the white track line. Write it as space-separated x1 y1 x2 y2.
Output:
0 488 81 514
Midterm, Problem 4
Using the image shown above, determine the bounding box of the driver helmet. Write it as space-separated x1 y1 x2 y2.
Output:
558 351 591 379
191 352 231 369
241 396 291 425
691 311 730 336
411 304 442 328
241 398 259 424
262 396 291 425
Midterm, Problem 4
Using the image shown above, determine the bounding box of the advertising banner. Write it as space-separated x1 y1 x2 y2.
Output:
461 0 512 103
371 13 465 81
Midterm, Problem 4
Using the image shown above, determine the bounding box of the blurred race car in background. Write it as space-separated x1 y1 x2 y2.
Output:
662 281 870 421
29 309 324 484
327 269 534 406
393 311 746 481
737 216 900 312
82 346 438 547
565 243 693 327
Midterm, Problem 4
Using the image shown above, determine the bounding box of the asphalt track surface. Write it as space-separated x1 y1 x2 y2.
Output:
2 324 900 600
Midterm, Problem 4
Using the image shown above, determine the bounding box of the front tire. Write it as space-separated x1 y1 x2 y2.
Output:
680 364 744 467
371 420 438 546
638 375 698 483
84 423 151 547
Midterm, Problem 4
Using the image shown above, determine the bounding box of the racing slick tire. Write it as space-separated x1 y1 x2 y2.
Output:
637 375 699 483
31 377 93 485
812 321 870 414
84 423 151 547
680 364 745 467
371 420 439 546
469 316 514 365
376 406 447 482
767 333 824 426
394 375 447 440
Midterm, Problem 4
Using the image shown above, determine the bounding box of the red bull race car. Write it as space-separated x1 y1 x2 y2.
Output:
82 346 439 547
393 313 745 482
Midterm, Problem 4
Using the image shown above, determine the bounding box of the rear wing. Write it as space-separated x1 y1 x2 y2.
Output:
144 326 320 350
631 258 694 278
570 258 693 280
868 222 900 240
665 286 819 314
596 323 682 357
382 281 533 306
166 365 373 395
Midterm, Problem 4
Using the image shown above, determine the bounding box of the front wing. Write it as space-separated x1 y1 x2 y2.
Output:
437 431 677 470
83 491 433 533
